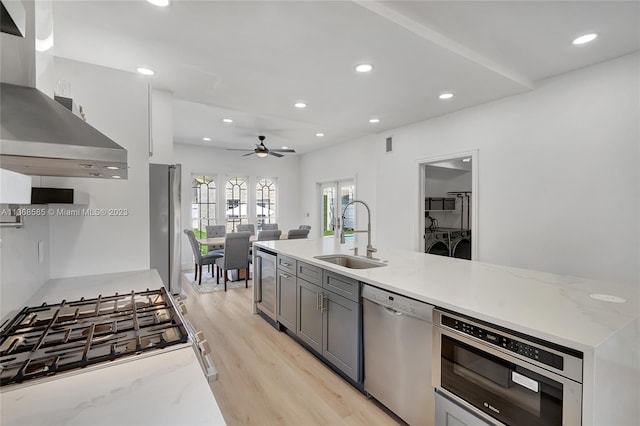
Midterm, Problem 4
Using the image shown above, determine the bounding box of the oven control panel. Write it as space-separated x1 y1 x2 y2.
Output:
441 314 564 370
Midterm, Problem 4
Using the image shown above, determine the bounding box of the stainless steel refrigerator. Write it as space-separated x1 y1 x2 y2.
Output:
149 164 182 295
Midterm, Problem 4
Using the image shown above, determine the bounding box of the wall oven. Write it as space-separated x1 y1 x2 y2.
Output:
433 309 583 426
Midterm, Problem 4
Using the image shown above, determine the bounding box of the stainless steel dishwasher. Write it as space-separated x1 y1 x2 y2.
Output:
362 284 434 426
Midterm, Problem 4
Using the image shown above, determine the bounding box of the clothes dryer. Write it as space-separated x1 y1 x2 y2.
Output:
424 230 450 257
450 229 471 260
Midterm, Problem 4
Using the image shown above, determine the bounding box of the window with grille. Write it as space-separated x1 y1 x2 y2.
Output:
192 176 216 236
225 177 248 232
256 178 276 226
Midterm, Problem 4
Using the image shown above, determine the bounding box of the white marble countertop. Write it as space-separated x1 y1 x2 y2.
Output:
255 239 639 351
0 269 226 426
25 269 171 306
1 346 225 426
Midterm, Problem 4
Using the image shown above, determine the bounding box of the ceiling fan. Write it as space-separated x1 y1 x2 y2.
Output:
227 135 296 158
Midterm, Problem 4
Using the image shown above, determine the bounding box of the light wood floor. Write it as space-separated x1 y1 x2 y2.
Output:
181 276 401 426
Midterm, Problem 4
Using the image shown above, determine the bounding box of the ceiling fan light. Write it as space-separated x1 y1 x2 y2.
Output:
256 152 268 158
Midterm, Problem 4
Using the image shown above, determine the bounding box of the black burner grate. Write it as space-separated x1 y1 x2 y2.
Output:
0 288 188 386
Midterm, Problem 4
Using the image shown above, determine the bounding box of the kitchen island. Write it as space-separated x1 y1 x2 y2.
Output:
0 270 226 426
253 238 639 426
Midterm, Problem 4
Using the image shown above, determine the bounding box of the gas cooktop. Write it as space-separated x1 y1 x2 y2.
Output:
0 288 189 388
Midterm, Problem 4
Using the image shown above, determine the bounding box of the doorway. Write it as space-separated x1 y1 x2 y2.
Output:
419 151 478 260
320 180 354 240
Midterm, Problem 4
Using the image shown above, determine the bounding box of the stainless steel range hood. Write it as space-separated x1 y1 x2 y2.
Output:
0 83 128 178
0 0 128 179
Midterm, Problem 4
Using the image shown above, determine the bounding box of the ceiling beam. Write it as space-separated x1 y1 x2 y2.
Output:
354 1 534 89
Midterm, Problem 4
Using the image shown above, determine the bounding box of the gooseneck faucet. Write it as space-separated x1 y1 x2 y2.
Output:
340 199 377 259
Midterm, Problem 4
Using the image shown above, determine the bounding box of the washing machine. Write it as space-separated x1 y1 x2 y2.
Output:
424 230 450 257
450 229 471 260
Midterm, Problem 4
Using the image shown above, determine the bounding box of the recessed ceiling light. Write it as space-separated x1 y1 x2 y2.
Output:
137 67 155 76
369 118 380 123
282 146 289 149
202 137 211 141
147 0 170 6
316 133 325 137
572 33 598 45
112 175 122 179
294 102 307 108
439 93 454 100
355 64 373 73
222 118 233 123
106 166 121 170
462 158 471 163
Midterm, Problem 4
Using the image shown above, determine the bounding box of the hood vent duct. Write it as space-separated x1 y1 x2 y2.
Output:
0 1 25 37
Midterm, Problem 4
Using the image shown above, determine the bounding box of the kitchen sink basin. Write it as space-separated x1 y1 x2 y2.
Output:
313 254 387 269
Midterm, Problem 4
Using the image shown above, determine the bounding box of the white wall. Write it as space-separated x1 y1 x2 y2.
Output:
0 214 50 318
294 137 378 248
300 53 639 285
150 89 174 164
44 58 151 278
174 143 301 267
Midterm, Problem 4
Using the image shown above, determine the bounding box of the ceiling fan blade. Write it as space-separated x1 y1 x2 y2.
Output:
243 152 256 156
270 149 296 153
268 151 284 158
227 148 255 152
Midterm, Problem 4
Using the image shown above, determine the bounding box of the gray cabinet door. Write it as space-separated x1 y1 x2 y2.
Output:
277 270 297 331
296 278 323 354
322 290 361 382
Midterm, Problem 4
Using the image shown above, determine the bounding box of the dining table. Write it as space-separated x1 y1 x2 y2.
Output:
196 234 288 247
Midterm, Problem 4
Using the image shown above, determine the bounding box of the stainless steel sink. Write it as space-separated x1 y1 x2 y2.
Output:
314 254 387 269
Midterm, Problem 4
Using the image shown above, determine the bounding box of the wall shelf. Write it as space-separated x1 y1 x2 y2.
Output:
425 197 456 211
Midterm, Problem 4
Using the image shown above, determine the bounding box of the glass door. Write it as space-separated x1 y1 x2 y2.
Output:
321 180 354 239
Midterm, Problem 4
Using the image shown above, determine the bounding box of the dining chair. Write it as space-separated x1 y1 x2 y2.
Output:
261 223 278 231
258 229 282 241
205 225 226 253
250 229 282 264
184 229 223 285
215 231 251 291
298 225 311 230
236 224 255 235
287 229 310 239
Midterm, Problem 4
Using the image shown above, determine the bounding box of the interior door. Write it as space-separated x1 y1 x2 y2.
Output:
320 180 354 239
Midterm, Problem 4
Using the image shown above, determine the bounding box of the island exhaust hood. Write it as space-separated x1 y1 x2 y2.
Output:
0 0 128 179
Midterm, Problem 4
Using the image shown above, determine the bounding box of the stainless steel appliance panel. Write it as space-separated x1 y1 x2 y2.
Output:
433 310 583 426
255 248 277 320
363 285 434 425
435 390 497 426
149 164 182 295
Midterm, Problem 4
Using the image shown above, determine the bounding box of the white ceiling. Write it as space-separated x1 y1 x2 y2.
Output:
50 1 640 155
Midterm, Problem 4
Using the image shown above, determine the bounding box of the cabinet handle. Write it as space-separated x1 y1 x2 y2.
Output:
316 292 321 310
282 262 291 267
321 295 327 313
281 273 290 279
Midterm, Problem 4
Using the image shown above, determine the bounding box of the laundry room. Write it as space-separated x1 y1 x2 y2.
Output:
423 157 473 259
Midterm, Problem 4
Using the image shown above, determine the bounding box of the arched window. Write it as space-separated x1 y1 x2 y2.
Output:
225 177 247 232
192 176 216 235
256 178 276 225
